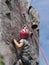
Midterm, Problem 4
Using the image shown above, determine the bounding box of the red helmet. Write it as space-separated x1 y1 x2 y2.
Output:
19 28 29 39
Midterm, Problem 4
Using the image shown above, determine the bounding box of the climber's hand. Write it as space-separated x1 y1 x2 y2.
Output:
11 39 16 43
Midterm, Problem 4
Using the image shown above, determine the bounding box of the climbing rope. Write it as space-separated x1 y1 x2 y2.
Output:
16 1 48 65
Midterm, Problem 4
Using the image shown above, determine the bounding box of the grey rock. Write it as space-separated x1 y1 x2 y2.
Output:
0 0 39 65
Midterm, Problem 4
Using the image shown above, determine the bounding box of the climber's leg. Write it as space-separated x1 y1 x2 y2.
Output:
21 56 31 65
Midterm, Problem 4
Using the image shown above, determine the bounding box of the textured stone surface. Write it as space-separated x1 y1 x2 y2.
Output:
0 0 39 65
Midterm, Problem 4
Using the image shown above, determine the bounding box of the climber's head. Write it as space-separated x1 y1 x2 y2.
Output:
19 26 29 39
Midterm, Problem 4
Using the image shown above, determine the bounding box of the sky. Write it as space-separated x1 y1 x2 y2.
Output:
30 0 49 65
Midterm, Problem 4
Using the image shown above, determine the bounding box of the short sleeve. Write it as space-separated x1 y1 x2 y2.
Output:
20 39 24 43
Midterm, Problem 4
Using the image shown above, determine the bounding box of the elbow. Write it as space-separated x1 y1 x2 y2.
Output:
17 45 22 48
17 43 23 48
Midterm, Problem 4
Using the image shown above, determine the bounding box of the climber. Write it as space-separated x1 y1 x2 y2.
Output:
13 26 33 65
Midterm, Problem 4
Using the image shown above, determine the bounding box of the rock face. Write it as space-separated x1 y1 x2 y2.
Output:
0 0 39 65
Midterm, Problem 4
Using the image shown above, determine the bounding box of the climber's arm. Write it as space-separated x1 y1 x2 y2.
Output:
13 39 23 48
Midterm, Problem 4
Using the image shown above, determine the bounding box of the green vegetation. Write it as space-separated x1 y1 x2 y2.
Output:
0 62 5 65
0 54 5 65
